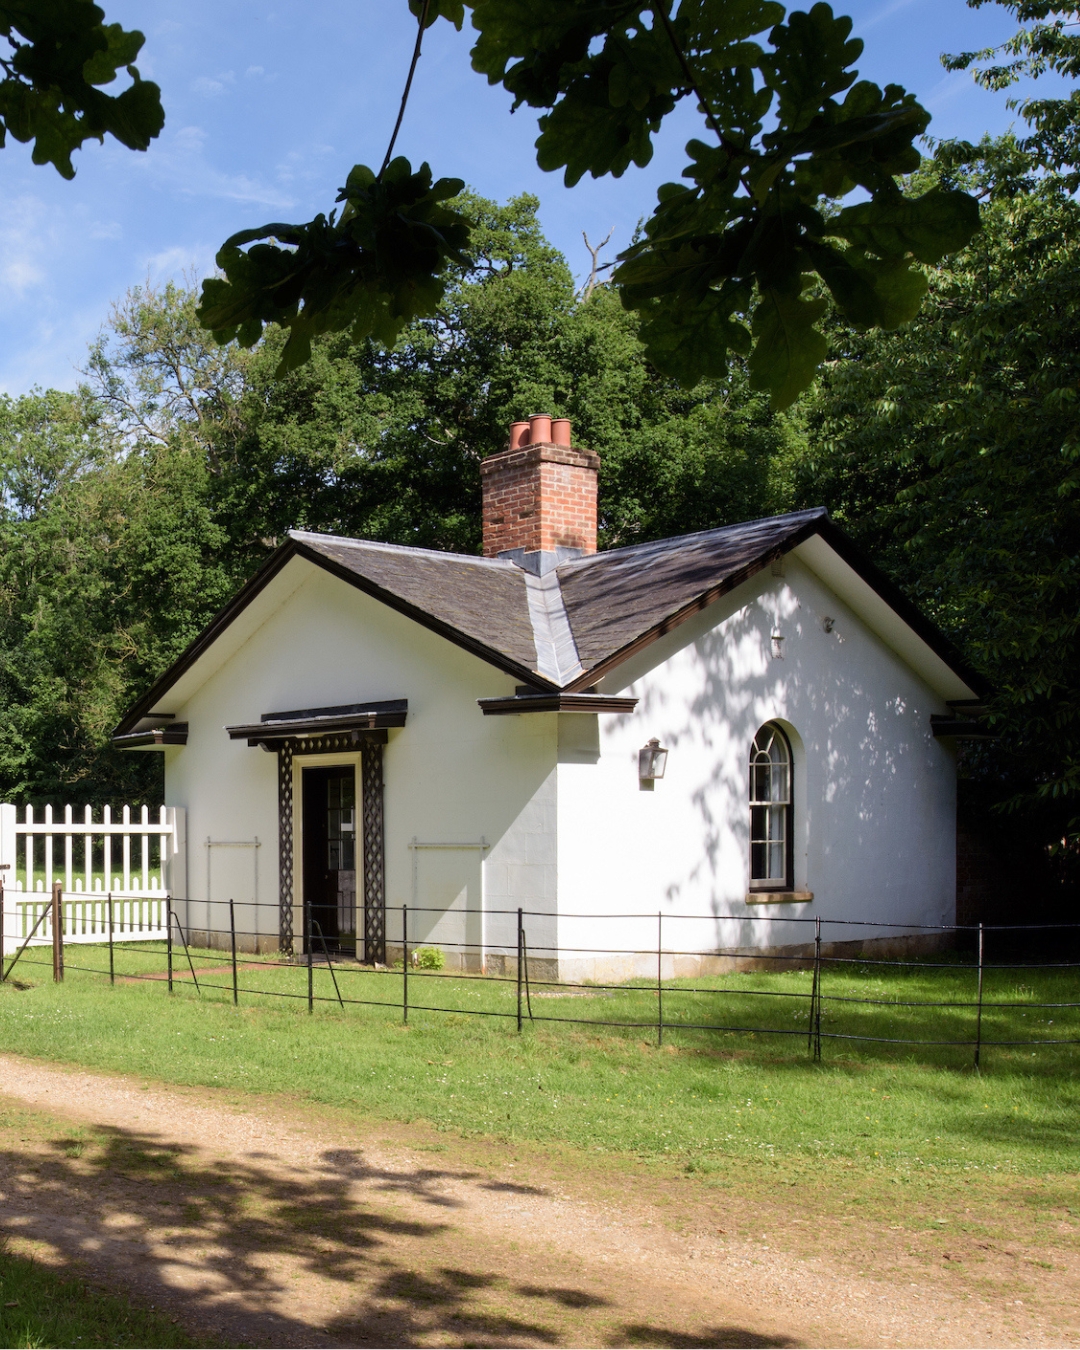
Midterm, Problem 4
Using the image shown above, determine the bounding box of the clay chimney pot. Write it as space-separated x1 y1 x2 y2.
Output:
551 418 571 447
528 413 552 444
481 415 600 559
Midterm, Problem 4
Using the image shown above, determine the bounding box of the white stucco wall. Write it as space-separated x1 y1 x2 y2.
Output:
161 557 558 959
554 552 957 970
156 545 959 972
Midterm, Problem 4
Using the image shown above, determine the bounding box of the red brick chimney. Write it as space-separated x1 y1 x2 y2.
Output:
481 414 599 561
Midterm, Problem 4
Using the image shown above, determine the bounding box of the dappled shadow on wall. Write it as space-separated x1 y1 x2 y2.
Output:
628 597 934 947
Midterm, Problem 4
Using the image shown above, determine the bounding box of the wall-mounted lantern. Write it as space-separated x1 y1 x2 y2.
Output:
638 737 668 790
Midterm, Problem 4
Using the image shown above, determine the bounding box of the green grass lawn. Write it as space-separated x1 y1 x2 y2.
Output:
1 938 1076 1185
1 941 1075 1347
0 1247 210 1349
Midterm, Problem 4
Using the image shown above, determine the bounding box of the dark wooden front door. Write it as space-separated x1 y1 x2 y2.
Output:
301 765 357 954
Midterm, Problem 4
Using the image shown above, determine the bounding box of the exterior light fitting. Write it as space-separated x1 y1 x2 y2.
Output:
638 737 668 785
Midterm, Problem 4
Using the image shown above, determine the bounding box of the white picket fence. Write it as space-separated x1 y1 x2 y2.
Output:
0 804 186 952
5 891 170 949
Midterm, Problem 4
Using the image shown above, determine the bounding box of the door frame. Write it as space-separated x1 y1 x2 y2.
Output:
291 748 362 958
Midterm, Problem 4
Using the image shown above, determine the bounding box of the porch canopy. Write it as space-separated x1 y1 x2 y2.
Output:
226 700 408 750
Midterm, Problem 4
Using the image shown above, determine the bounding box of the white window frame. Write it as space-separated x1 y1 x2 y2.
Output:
749 722 793 892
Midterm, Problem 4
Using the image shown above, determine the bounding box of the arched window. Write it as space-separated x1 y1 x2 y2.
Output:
749 723 792 891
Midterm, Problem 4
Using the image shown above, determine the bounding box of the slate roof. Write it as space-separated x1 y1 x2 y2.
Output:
287 510 831 692
294 534 538 672
556 509 828 672
113 506 984 735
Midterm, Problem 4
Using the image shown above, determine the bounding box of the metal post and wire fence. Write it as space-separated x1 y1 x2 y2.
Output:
2 894 1079 1070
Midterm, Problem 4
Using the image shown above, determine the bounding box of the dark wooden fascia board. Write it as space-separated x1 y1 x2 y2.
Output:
930 715 997 740
564 516 990 700
112 725 189 750
478 693 639 715
114 539 558 737
227 709 408 740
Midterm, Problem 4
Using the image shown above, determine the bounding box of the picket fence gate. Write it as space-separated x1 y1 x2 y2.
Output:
0 804 186 952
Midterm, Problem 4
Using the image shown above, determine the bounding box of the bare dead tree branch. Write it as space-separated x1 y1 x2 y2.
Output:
581 227 615 300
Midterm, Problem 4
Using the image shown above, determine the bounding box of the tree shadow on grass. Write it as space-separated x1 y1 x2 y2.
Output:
0 1126 796 1348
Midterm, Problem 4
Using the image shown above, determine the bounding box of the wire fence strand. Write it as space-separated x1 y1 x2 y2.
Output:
6 894 1079 1069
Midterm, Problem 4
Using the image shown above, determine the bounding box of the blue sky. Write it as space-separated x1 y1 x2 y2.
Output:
0 0 1063 395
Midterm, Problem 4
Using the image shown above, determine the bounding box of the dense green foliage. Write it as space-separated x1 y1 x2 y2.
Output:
199 0 980 406
796 140 1080 838
4 146 1080 873
0 0 163 177
944 0 1080 187
0 194 801 805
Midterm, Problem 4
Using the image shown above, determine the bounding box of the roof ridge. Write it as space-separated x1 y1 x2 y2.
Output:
556 507 830 570
288 529 514 568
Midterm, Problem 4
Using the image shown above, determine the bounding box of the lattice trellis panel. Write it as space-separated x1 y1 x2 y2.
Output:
276 741 295 955
276 733 386 962
362 743 386 964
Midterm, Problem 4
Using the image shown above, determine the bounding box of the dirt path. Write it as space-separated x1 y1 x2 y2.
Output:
0 1054 1073 1348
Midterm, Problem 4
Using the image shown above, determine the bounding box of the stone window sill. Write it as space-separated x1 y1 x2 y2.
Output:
745 891 814 905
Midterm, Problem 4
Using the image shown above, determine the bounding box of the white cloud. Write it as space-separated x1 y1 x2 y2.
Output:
924 69 985 115
0 196 49 296
141 244 216 285
130 124 297 210
246 65 265 77
175 125 208 152
88 220 123 241
858 0 924 33
192 70 235 97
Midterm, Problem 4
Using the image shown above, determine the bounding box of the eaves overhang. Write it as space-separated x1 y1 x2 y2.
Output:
113 723 189 750
479 692 638 716
227 699 408 746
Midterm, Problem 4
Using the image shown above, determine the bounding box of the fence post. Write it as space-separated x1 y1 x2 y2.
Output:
518 907 526 1031
0 874 5 983
974 922 985 1070
165 896 172 993
808 918 820 1054
0 804 15 904
229 898 238 1007
51 881 63 983
657 911 664 1047
306 908 313 1015
813 916 822 1062
402 904 409 1026
108 891 115 986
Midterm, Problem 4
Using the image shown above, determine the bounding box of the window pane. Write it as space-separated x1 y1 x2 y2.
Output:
750 725 791 885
